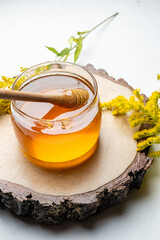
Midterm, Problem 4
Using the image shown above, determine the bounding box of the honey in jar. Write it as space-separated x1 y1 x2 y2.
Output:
11 62 101 169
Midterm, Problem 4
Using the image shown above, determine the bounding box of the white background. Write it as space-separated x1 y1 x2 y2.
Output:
0 0 160 239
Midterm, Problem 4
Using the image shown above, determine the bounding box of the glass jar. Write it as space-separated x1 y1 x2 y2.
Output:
11 61 102 169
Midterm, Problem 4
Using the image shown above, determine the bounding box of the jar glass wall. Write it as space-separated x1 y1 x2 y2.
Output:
11 61 102 169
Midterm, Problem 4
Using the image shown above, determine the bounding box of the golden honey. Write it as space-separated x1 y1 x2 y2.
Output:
11 62 101 169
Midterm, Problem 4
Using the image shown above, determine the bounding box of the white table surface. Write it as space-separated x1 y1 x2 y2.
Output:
0 0 160 239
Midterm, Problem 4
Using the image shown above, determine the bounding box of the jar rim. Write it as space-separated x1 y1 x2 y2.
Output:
11 61 98 122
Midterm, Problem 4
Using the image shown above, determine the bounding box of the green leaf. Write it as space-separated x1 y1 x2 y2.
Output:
68 36 74 46
72 37 79 43
45 46 59 55
58 48 71 57
74 39 83 63
77 31 89 35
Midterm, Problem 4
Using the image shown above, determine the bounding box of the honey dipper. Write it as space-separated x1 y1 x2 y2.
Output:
0 88 89 108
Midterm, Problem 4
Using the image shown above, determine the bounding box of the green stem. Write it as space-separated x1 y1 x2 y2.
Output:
84 12 119 38
61 12 119 62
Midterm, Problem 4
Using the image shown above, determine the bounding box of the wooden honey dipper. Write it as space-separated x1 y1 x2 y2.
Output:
0 88 89 108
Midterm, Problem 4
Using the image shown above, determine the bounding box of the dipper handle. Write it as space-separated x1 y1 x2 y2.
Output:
0 88 89 108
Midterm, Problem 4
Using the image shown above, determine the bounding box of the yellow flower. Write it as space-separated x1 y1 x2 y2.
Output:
20 67 28 72
102 88 160 158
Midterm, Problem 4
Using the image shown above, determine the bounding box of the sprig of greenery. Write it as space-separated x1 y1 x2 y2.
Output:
45 12 119 63
101 76 160 158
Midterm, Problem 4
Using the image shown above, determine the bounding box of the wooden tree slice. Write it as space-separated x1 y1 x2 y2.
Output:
0 64 153 224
